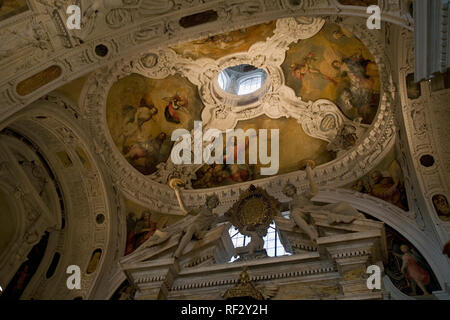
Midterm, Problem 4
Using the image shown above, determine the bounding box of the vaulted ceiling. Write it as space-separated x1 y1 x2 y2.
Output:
1 0 449 301
100 18 381 190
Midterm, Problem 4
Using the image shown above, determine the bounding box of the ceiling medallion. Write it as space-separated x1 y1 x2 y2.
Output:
225 185 280 236
215 64 269 107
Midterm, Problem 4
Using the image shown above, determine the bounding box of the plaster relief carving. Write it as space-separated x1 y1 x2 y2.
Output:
81 16 395 214
1 1 414 124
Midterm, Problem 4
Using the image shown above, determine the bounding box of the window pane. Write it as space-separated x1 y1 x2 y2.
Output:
218 72 227 90
238 76 262 95
228 223 290 261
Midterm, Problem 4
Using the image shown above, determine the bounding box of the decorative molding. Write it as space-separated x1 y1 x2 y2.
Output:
0 135 60 288
394 26 450 250
0 98 124 300
80 16 397 218
0 0 414 123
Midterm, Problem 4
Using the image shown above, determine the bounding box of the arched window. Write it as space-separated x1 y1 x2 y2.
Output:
228 212 291 262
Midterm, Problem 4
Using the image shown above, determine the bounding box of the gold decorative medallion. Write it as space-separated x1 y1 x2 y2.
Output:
225 185 280 236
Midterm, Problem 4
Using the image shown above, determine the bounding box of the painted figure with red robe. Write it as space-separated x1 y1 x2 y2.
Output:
163 94 188 124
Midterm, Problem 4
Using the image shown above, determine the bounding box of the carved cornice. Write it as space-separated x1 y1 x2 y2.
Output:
170 257 335 292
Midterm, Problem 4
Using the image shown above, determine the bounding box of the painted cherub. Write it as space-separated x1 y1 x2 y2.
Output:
291 53 338 86
135 98 158 129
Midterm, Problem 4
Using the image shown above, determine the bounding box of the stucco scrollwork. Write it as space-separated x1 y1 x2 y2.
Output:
81 16 396 213
0 0 414 124
159 17 349 142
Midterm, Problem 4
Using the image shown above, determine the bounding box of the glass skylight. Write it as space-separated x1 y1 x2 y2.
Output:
237 76 263 95
217 64 267 96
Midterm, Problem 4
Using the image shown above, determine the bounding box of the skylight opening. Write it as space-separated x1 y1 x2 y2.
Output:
217 64 267 96
237 76 263 95
218 71 228 91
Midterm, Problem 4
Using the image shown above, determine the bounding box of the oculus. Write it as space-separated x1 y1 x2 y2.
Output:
217 64 268 96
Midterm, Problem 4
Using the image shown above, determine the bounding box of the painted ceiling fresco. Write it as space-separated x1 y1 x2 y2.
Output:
124 198 183 255
0 0 28 22
347 147 409 211
282 23 380 125
171 20 276 60
107 20 380 187
192 115 334 189
383 224 441 296
106 73 204 175
432 194 450 222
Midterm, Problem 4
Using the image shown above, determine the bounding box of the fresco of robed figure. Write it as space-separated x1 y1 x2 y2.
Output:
383 226 441 296
349 148 409 211
282 23 380 125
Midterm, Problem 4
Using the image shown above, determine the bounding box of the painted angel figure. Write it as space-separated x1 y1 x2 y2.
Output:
282 160 364 242
291 53 338 86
